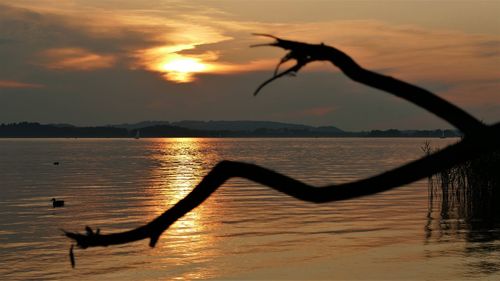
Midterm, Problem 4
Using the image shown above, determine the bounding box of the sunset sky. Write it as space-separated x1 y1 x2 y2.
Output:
0 0 498 130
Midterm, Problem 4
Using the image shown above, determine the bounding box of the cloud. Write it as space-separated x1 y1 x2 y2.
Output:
5 1 498 91
132 43 276 82
127 18 500 99
245 21 500 107
38 48 116 71
0 1 499 129
131 44 219 82
0 80 44 89
298 106 335 117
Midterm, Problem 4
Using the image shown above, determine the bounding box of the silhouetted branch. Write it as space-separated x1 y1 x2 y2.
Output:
65 125 499 247
252 34 485 135
65 35 498 266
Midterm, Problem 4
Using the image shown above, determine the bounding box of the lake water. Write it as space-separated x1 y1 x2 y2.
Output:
1 138 499 280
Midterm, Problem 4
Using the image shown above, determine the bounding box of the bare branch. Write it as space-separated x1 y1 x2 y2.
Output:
65 124 500 248
253 61 305 96
251 35 484 135
65 35 498 267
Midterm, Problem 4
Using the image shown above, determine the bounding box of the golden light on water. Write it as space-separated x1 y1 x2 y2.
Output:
145 138 222 279
150 138 208 221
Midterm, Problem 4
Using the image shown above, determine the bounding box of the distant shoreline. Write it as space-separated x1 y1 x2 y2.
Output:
0 136 460 139
0 121 461 138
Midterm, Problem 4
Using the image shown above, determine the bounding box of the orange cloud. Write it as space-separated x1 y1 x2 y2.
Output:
133 43 277 82
303 106 335 116
132 45 218 83
5 1 499 106
0 80 44 89
39 48 116 71
246 21 500 107
299 106 335 117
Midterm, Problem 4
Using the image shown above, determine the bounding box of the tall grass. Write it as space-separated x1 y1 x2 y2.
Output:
422 140 500 222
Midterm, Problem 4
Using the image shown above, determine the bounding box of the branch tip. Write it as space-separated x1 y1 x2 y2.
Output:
70 244 75 268
149 235 159 248
251 33 279 39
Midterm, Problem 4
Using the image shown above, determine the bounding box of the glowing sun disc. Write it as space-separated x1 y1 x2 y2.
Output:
161 58 206 73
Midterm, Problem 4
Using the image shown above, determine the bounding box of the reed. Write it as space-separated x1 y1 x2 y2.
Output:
423 140 500 221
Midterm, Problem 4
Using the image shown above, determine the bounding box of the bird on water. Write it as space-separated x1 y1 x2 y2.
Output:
51 198 64 208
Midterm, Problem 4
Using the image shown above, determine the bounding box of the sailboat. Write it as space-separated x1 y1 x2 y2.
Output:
134 130 140 139
440 130 446 139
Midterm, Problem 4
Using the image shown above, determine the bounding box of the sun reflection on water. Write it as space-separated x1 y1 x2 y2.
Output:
145 138 222 279
2 138 495 280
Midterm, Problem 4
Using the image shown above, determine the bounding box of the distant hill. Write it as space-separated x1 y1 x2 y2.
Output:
133 125 225 138
115 120 344 133
111 121 171 130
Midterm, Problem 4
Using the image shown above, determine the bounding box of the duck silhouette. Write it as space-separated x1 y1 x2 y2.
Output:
51 198 64 208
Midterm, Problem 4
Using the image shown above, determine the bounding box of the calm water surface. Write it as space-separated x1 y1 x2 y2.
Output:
0 138 499 280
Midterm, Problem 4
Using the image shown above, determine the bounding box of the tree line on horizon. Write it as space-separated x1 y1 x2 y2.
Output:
0 122 460 138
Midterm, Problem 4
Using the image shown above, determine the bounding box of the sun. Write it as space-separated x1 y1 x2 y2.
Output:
161 58 206 73
159 57 209 83
136 45 221 83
